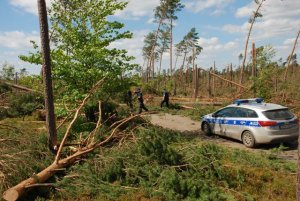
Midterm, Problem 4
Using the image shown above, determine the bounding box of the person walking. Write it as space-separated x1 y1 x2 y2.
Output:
160 89 169 108
135 88 148 114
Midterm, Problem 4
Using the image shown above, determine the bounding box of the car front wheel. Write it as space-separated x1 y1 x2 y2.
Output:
202 122 212 136
242 131 256 148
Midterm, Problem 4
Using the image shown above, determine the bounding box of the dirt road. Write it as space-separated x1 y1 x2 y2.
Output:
149 113 298 163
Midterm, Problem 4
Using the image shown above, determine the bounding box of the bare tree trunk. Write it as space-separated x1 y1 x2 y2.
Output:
173 54 178 96
192 46 196 90
158 51 163 76
210 71 247 89
193 65 198 99
252 42 256 96
152 54 155 78
240 0 265 87
297 128 300 201
170 18 173 76
275 64 278 93
38 0 57 153
208 68 212 98
283 29 300 81
213 61 216 97
230 63 233 88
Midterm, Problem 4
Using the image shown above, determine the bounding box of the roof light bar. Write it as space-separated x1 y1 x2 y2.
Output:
234 98 264 105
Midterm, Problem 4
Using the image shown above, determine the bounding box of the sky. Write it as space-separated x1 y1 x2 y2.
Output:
0 0 299 75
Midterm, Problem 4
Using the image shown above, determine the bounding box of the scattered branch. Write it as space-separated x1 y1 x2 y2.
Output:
55 77 106 163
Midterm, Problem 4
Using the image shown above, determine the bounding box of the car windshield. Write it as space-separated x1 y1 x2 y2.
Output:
263 109 294 120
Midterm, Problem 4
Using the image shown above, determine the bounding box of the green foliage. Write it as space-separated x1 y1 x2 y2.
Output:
168 105 222 121
20 0 137 103
7 92 44 118
1 119 296 201
0 82 12 94
18 75 43 92
253 65 276 99
0 120 53 199
83 100 119 123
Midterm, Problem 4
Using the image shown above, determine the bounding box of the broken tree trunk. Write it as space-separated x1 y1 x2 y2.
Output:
3 82 41 93
2 113 140 201
240 0 265 87
209 71 247 89
252 42 256 96
283 29 300 82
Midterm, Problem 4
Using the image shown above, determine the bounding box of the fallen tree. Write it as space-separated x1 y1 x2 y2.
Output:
2 77 142 201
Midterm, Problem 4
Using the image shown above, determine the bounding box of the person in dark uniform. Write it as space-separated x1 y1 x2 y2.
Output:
160 89 169 108
126 90 133 111
135 88 148 114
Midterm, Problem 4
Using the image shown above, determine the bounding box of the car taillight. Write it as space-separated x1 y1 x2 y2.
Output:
258 121 278 127
295 118 299 124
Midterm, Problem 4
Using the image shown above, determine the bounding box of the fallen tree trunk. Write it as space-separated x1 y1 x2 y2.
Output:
2 114 140 201
4 82 42 94
209 71 248 89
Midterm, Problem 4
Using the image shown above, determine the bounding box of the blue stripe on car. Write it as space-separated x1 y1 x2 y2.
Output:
204 118 261 127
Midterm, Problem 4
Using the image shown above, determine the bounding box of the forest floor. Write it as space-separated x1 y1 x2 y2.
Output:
149 113 298 163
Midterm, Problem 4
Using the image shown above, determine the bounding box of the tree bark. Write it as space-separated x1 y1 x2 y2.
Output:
283 29 300 81
170 18 173 76
240 0 265 87
252 42 256 96
210 71 247 89
213 61 216 97
208 68 212 98
297 127 300 201
38 0 57 153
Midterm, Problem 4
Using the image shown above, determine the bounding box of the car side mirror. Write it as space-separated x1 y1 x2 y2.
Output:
212 113 217 118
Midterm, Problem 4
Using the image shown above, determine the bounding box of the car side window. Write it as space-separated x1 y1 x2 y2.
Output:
215 107 236 117
234 108 258 118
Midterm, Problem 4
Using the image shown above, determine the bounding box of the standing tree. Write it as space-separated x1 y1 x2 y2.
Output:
21 0 136 102
178 28 202 71
37 0 57 153
239 0 265 87
157 27 171 76
166 0 184 75
145 0 169 79
143 31 159 80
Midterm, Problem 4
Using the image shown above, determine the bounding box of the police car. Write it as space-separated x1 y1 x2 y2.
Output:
201 98 299 148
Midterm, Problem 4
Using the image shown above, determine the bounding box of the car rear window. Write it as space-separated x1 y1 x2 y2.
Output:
263 109 294 120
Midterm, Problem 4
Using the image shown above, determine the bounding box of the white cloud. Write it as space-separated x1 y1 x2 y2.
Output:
283 38 297 46
198 37 238 53
0 51 41 74
115 0 159 20
9 0 51 15
226 0 300 40
184 0 234 14
110 30 150 64
0 31 39 50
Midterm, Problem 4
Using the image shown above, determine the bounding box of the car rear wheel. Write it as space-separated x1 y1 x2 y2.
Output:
242 131 256 148
202 122 212 136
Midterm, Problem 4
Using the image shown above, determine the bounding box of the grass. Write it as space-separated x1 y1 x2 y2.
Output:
0 117 297 201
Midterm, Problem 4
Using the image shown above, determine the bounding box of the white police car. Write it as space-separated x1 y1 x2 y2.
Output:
201 98 299 148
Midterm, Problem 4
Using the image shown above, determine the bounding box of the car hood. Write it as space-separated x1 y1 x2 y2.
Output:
202 113 213 119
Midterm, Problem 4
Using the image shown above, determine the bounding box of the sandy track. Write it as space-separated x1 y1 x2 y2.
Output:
149 113 298 163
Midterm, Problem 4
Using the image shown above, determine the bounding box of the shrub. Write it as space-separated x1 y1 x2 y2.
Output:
7 92 44 119
0 82 12 94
